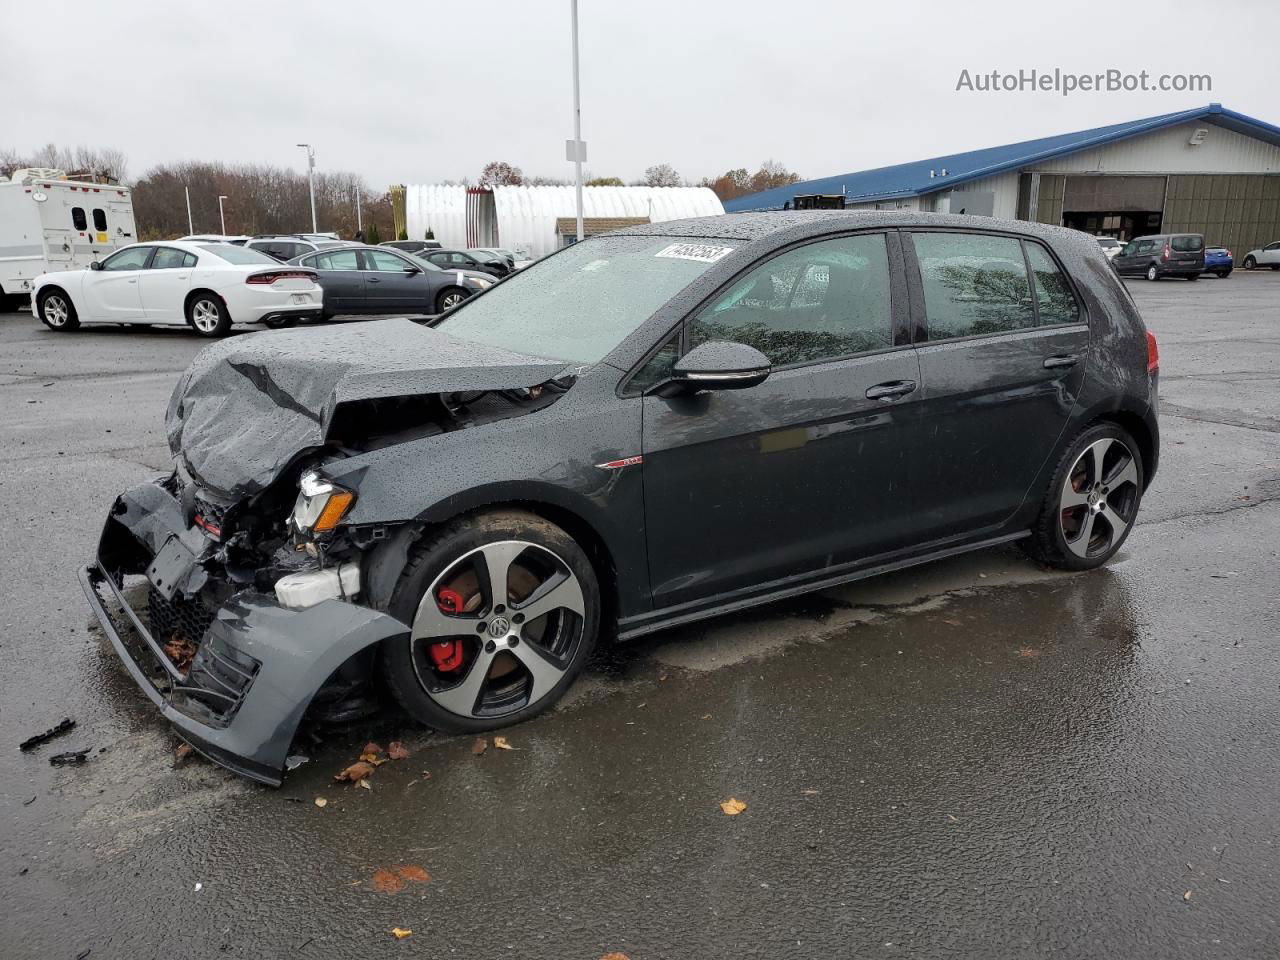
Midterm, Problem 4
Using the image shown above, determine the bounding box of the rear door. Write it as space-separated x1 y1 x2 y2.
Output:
362 248 426 311
80 245 153 320
1169 234 1204 271
640 231 922 610
903 229 1089 542
138 246 196 322
305 249 365 314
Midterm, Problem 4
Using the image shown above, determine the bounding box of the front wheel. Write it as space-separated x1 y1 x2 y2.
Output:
37 290 80 331
186 293 231 337
1217 270 1232 279
382 510 601 733
1022 423 1144 571
1145 264 1159 281
435 287 468 314
1243 255 1257 270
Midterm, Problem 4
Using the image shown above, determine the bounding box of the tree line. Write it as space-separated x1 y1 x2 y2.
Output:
479 159 802 201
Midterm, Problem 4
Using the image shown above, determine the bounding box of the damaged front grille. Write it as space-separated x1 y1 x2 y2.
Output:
148 584 216 649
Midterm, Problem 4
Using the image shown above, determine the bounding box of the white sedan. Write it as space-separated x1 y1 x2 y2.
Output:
31 241 323 337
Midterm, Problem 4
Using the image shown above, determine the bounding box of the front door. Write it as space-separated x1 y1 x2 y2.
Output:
362 248 425 311
81 245 152 320
903 230 1090 542
640 231 922 610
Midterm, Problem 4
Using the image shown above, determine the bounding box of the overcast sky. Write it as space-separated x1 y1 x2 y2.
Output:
2 0 1274 190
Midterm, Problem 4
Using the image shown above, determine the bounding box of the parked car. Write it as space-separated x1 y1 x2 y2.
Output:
32 241 322 337
286 244 495 316
1241 240 1280 270
244 235 352 263
380 240 443 255
1111 233 1205 280
421 248 512 278
1203 246 1233 278
1095 237 1123 260
471 247 518 267
80 211 1159 784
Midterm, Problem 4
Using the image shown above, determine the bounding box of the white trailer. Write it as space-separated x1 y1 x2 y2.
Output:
0 168 138 311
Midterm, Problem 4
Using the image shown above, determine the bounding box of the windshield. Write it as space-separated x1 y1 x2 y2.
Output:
437 235 734 364
199 244 278 264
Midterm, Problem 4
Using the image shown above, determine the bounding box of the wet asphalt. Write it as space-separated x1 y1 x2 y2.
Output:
1 275 1278 959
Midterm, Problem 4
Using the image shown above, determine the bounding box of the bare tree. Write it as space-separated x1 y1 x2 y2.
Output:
640 163 682 188
478 161 524 186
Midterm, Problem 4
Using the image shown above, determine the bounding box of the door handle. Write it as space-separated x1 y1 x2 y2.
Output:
865 379 917 402
1043 354 1080 369
367 277 381 283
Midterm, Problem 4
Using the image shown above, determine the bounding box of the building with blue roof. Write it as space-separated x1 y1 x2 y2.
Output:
724 104 1280 256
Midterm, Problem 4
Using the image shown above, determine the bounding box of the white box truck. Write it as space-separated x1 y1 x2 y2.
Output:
0 168 138 311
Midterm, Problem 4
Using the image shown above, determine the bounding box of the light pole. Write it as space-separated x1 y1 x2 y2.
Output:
354 184 362 235
217 195 228 235
297 143 318 233
569 0 584 242
185 186 194 234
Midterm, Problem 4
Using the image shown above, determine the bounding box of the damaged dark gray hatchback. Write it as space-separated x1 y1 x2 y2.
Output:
81 212 1159 784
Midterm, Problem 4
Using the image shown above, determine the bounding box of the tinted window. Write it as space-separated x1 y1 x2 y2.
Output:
428 253 450 265
1136 240 1157 253
92 208 107 231
689 234 893 366
101 247 152 271
366 250 414 272
71 207 87 230
1025 243 1081 326
1171 235 1203 252
314 250 360 270
912 232 1033 340
1120 242 1138 256
198 244 277 264
150 247 190 269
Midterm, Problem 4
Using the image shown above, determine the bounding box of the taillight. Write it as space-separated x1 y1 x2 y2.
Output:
1161 244 1170 261
1225 249 1231 258
246 270 313 285
1146 331 1159 373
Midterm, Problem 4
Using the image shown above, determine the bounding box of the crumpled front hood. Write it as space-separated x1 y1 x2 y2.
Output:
166 318 567 501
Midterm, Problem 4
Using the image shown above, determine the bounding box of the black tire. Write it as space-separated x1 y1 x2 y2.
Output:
1271 265 1280 271
381 509 601 734
0 292 27 313
1185 273 1198 281
1243 256 1256 270
1145 264 1159 281
1022 422 1144 572
1217 270 1231 278
186 292 232 337
435 287 469 314
36 288 80 331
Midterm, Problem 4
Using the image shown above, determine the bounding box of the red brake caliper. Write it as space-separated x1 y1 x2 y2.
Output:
429 588 466 671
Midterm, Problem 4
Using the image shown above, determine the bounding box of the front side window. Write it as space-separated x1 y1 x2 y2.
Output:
150 247 190 269
630 332 681 393
1025 243 1081 326
912 232 1033 340
71 207 87 230
1120 241 1138 256
1137 240 1157 253
689 234 893 366
101 246 152 271
437 235 728 365
366 250 413 272
92 208 107 232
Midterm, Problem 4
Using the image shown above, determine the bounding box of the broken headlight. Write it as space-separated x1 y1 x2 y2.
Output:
289 470 355 537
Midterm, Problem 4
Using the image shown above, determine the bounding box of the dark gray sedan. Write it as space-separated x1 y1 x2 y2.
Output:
287 245 496 317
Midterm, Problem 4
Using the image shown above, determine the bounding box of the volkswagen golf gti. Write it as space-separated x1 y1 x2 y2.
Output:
80 212 1160 784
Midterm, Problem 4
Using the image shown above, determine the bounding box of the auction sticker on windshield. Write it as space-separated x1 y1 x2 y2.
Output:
654 243 735 263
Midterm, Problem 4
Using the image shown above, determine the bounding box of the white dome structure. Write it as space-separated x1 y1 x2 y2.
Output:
402 184 724 260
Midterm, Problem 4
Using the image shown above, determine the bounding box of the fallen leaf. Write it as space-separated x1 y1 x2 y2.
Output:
387 741 411 760
390 928 412 940
1017 646 1041 658
471 738 488 756
493 736 516 750
335 760 376 782
942 619 962 626
372 869 404 894
701 714 712 720
1184 890 1193 901
174 743 194 761
394 864 431 884
801 789 820 796
314 797 328 808
720 797 747 816
356 778 372 791
362 742 384 757
161 636 198 674
360 752 386 765
947 814 960 823
600 954 631 960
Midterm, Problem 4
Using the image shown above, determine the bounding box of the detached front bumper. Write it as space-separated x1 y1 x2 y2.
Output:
80 480 409 786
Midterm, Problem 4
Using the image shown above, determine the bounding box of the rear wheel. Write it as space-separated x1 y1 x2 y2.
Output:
37 289 79 331
186 293 231 337
1145 264 1159 281
435 287 467 313
382 510 600 733
1243 255 1257 270
1022 423 1144 571
1185 273 1198 281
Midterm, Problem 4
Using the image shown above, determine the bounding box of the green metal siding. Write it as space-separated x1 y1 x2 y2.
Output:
1035 174 1064 226
1163 174 1280 254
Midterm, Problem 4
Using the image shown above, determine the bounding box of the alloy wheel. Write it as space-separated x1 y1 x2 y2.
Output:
1059 436 1140 559
409 540 586 719
191 299 219 332
441 292 464 310
44 295 68 327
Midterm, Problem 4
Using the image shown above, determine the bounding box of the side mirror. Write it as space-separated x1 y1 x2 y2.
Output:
403 266 421 275
89 261 103 271
654 340 771 396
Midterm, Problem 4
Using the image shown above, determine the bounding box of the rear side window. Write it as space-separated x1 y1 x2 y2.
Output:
71 207 87 230
1025 243 1081 326
150 247 189 269
912 233 1033 340
92 208 107 232
690 233 893 366
1171 235 1203 252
